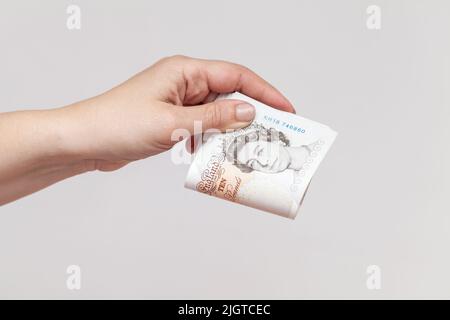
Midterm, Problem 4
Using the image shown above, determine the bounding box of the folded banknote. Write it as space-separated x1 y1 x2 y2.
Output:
185 92 337 219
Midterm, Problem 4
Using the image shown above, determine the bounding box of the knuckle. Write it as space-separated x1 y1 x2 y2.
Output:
204 103 223 129
170 54 188 61
83 159 98 172
162 108 180 132
158 54 188 65
159 108 180 132
232 62 249 74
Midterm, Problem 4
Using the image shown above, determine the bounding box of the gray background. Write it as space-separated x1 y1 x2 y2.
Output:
0 0 449 299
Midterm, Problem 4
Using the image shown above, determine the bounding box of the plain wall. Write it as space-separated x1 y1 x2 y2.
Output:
0 0 449 298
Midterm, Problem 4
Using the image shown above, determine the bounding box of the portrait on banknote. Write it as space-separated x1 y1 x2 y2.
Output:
185 93 337 219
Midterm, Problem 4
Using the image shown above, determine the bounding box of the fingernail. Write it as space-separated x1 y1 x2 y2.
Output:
235 103 255 122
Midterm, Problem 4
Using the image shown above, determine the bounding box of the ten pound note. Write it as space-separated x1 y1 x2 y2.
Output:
184 92 337 219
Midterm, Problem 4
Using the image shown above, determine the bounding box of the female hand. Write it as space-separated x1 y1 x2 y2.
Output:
0 55 294 204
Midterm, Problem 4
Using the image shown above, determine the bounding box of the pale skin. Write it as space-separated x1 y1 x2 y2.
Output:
0 55 295 205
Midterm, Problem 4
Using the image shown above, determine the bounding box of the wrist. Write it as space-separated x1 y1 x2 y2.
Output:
0 108 89 185
29 108 87 174
0 108 91 205
41 101 100 174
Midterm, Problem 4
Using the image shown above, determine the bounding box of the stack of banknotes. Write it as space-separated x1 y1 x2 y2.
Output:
185 92 337 219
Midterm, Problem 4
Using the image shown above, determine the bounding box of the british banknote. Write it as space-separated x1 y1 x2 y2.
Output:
185 92 337 219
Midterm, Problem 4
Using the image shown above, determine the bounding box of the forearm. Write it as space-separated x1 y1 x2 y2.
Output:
0 107 88 205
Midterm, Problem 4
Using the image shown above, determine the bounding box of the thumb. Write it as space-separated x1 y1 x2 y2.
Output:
176 99 255 134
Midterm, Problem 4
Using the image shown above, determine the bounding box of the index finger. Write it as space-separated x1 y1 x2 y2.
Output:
196 58 296 113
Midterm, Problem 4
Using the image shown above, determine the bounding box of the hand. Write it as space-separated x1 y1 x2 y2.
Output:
58 55 294 171
0 55 294 204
